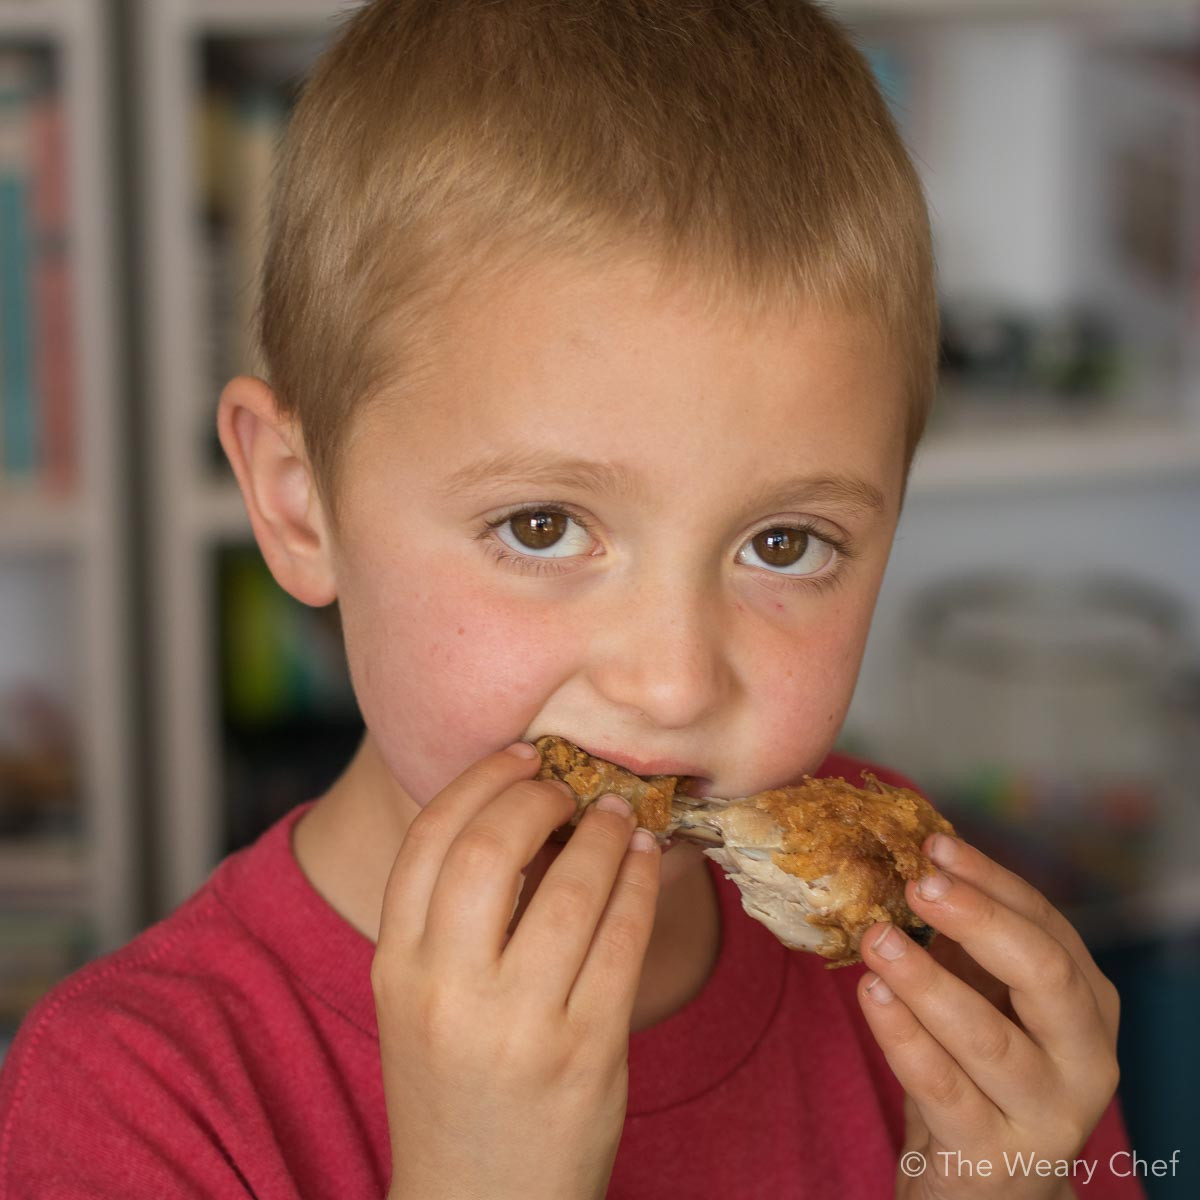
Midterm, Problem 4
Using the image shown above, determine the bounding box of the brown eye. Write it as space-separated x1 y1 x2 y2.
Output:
736 525 835 577
752 527 808 567
509 510 568 550
493 508 593 559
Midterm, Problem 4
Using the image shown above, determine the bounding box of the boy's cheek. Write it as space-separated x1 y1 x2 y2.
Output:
711 581 877 789
337 559 874 804
340 573 568 805
733 640 864 789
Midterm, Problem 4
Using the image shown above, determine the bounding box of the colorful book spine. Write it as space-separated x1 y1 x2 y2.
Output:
0 49 73 499
30 86 75 496
219 547 356 727
0 51 38 488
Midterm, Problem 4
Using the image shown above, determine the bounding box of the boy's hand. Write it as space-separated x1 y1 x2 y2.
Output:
371 743 661 1200
857 834 1121 1200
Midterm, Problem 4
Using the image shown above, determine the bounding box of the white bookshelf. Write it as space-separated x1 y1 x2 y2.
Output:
137 0 1200 915
137 0 351 916
0 0 136 963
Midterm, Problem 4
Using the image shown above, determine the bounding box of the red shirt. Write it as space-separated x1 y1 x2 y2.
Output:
0 755 1143 1198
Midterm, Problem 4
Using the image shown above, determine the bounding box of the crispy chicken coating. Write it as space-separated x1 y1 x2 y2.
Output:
534 734 955 966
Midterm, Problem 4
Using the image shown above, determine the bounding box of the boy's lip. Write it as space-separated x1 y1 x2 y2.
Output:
571 741 708 780
569 742 714 797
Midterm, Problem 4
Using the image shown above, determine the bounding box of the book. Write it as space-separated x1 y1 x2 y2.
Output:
0 47 73 497
30 83 74 496
0 50 39 487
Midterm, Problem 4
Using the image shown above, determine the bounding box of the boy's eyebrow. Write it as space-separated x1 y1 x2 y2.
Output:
439 448 887 517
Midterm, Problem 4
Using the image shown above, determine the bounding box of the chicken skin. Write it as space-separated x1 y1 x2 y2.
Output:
534 735 955 966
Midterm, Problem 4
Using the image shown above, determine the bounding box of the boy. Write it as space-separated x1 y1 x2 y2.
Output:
0 2 1143 1197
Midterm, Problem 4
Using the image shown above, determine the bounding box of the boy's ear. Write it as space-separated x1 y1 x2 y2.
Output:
216 374 338 608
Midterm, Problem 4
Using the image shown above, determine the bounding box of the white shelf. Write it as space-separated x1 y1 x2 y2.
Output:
0 1 69 39
0 493 84 553
185 0 349 35
0 836 86 896
910 418 1200 495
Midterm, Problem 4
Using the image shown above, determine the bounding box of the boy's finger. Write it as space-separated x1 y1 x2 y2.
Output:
856 970 1000 1151
923 834 1119 1039
421 779 578 967
904 872 1114 1077
377 744 549 950
500 798 642 998
859 920 1049 1117
563 830 661 1028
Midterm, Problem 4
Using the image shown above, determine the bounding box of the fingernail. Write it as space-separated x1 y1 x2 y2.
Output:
505 742 539 759
548 780 575 799
917 869 951 902
865 972 895 1004
872 924 906 960
929 833 957 867
631 829 658 853
595 792 633 817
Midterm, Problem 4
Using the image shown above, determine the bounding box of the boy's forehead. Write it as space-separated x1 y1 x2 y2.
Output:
365 255 905 503
432 258 892 403
445 251 882 364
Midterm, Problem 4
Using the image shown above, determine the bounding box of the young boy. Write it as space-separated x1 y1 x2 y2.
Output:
0 2 1144 1197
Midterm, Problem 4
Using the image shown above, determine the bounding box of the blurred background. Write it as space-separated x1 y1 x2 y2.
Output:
0 0 1197 1191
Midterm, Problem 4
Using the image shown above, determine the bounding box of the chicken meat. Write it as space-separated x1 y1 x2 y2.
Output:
534 734 955 967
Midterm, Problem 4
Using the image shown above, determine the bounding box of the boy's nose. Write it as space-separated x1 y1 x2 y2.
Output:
585 580 731 730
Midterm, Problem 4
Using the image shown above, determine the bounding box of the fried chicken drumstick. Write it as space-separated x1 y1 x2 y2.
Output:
534 735 955 967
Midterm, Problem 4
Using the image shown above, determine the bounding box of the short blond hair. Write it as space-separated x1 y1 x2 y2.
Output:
257 0 938 535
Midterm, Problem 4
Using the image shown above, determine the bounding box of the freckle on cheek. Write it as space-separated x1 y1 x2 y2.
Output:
457 627 465 636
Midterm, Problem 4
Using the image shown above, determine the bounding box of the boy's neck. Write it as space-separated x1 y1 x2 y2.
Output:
291 732 721 1033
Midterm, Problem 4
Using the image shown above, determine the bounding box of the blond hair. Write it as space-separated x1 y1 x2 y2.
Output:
257 0 938 535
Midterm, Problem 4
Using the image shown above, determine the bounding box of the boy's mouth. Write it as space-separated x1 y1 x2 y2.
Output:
535 737 710 855
563 740 713 798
